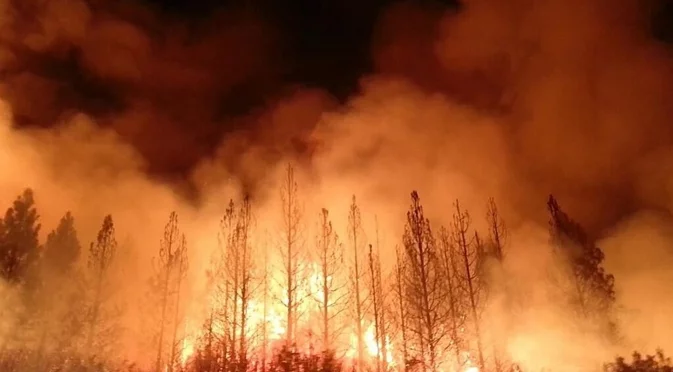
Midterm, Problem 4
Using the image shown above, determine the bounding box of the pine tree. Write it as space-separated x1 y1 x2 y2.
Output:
39 212 83 358
347 196 367 370
452 200 485 371
547 195 616 330
43 212 81 277
85 215 118 359
152 211 188 372
314 208 347 351
437 227 464 370
402 191 445 372
484 197 509 372
279 164 304 348
231 196 255 370
0 188 41 285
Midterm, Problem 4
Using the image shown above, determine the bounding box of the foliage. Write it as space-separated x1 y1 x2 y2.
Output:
43 211 81 276
0 189 41 284
605 350 673 372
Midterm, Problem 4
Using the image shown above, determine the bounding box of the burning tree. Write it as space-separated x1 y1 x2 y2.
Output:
401 191 446 372
452 200 485 371
314 208 347 351
392 245 410 371
347 195 368 370
278 163 306 348
367 217 389 372
151 211 189 372
216 196 257 370
367 242 387 372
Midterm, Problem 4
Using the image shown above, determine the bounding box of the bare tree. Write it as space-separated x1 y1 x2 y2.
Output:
314 208 347 351
437 227 465 370
485 197 508 372
235 196 255 369
152 211 188 372
85 215 118 357
452 201 485 371
261 229 271 372
367 244 383 372
347 196 367 370
211 198 257 370
393 245 409 372
486 198 507 263
278 164 304 347
368 217 389 372
402 191 446 372
215 201 236 365
168 234 188 371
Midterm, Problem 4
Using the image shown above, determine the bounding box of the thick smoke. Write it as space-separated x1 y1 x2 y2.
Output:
0 0 671 369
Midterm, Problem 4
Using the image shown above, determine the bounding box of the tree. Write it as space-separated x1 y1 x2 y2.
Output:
402 191 446 372
367 217 389 372
0 188 41 285
278 164 305 347
42 212 80 277
314 208 347 351
347 195 367 370
38 212 83 359
437 227 465 370
227 196 255 370
152 211 189 372
484 197 509 372
85 215 118 359
393 245 410 372
547 195 616 330
452 200 485 371
212 200 237 366
367 243 385 372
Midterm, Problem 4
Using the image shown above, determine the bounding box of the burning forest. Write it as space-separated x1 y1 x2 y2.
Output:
1 0 673 371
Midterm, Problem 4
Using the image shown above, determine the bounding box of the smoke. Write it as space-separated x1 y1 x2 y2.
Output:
0 0 671 369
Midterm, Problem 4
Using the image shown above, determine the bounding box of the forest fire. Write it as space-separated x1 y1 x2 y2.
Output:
0 0 672 371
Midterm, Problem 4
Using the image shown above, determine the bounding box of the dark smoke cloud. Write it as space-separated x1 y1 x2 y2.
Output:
371 0 673 233
1 0 673 235
0 0 284 177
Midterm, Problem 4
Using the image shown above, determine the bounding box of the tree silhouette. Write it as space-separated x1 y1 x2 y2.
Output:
85 214 118 359
402 191 445 372
279 164 305 348
37 212 83 361
314 208 347 351
437 227 465 370
452 200 485 371
42 212 80 277
605 350 673 372
347 195 367 370
547 195 616 331
484 197 509 372
0 189 41 285
152 211 188 372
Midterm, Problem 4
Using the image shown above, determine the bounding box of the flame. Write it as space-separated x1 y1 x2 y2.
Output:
181 337 194 366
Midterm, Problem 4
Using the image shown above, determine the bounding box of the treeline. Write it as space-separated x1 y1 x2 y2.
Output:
0 165 665 372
